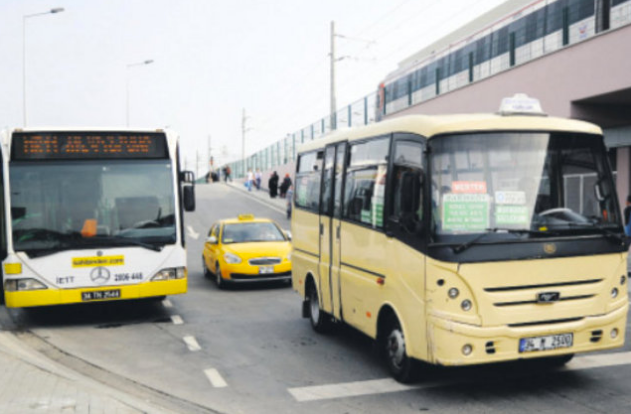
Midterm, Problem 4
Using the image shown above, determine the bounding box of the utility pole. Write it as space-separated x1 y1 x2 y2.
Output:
330 21 337 131
195 150 199 181
207 134 212 169
242 108 250 172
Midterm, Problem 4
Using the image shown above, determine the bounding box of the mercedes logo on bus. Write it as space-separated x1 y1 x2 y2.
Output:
90 267 111 285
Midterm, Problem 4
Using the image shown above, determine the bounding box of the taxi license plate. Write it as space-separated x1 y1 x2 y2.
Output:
519 333 573 353
259 266 274 274
81 289 121 301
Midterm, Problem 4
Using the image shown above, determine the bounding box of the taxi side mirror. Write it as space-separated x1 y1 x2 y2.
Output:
207 236 218 244
284 230 292 241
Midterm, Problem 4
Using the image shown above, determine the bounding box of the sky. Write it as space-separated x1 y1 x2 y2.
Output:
0 0 507 175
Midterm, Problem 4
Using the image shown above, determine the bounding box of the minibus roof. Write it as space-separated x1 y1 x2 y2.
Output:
296 114 602 154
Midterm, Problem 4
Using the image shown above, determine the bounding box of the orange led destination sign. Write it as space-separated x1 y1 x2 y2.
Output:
11 132 168 160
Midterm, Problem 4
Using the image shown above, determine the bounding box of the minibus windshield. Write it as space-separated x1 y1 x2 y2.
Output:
429 132 620 241
10 160 177 256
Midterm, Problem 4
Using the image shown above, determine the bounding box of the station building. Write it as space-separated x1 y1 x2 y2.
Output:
379 0 631 210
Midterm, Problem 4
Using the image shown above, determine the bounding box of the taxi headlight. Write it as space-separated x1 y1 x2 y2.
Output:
151 267 186 281
287 252 292 262
224 253 242 264
5 278 47 292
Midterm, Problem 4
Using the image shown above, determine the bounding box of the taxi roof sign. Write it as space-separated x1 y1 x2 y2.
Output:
238 214 255 221
498 94 546 116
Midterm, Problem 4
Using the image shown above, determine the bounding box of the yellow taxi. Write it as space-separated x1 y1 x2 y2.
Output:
202 215 292 288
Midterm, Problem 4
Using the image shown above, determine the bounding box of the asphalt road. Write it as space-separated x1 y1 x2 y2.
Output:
2 183 631 414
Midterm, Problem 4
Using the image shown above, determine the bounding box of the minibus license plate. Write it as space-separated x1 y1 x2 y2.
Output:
81 289 121 301
519 333 573 353
259 266 274 274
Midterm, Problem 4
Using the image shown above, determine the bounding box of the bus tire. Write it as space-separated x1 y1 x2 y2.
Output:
307 281 332 333
202 256 210 278
215 263 225 289
382 315 417 383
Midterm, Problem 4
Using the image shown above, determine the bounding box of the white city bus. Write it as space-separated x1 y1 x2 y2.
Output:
0 128 195 308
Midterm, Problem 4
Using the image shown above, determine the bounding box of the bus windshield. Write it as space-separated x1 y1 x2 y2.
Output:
429 132 620 240
10 160 176 255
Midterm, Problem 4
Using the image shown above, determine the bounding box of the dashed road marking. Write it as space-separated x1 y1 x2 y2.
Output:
162 299 173 308
288 351 631 402
183 335 201 351
187 225 200 240
171 315 184 325
204 368 228 388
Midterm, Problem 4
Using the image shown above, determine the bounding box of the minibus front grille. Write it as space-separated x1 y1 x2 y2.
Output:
508 317 583 328
484 279 602 292
493 294 595 307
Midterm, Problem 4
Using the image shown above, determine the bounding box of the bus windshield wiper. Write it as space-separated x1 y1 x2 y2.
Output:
452 228 554 254
81 236 164 252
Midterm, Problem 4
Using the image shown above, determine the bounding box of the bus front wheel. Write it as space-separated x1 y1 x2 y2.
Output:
307 282 332 333
382 316 417 383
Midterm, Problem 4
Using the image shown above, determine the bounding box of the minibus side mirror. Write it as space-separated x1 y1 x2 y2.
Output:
183 186 195 212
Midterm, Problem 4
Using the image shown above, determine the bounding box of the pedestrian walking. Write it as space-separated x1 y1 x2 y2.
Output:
279 173 292 198
225 166 232 182
269 171 279 198
255 169 262 190
246 169 254 192
624 195 631 236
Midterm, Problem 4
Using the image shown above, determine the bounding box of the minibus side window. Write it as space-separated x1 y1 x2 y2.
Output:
388 140 425 249
295 151 323 213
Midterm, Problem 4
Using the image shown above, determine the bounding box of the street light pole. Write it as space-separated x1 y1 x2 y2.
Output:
126 59 154 126
22 7 64 127
330 21 337 131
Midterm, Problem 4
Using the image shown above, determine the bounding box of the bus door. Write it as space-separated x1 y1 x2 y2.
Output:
330 142 347 320
318 145 336 313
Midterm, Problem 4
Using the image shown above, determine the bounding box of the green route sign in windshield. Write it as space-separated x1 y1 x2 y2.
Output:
443 194 489 231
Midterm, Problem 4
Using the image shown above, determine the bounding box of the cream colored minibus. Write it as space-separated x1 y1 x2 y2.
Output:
291 95 628 382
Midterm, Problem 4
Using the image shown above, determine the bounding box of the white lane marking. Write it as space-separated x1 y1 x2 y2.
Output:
288 351 631 402
171 315 184 325
183 335 201 351
187 225 200 240
204 368 228 388
162 299 173 308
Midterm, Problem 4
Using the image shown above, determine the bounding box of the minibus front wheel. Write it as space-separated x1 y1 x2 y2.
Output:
306 280 333 333
381 314 418 383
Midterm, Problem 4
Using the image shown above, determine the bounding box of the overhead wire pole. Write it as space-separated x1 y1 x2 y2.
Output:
330 21 337 131
241 108 252 176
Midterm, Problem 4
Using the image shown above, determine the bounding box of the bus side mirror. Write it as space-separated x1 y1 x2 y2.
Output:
183 186 195 212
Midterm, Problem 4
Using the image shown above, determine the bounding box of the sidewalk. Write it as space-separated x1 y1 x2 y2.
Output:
0 330 177 414
224 181 288 216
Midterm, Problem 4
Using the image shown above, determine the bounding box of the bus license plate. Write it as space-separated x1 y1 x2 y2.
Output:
519 333 573 353
259 266 274 274
81 289 121 301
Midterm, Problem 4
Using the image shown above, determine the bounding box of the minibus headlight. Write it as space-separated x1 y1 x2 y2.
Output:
151 267 186 281
448 288 459 299
611 288 619 299
461 299 472 311
224 253 242 264
5 278 47 292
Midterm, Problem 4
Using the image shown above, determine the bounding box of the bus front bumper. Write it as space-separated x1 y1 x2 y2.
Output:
427 303 628 366
4 278 187 308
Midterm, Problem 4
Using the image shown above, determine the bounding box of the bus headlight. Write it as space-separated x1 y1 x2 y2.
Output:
5 278 47 292
224 253 242 264
151 267 186 281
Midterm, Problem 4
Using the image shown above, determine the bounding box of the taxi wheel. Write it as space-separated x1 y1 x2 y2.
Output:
215 263 225 289
202 256 210 278
382 315 417 383
307 283 332 333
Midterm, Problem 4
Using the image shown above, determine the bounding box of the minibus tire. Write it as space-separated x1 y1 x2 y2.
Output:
382 316 417 383
202 256 211 278
307 283 332 333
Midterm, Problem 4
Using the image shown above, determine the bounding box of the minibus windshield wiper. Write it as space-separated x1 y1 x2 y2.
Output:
563 222 626 245
452 228 554 254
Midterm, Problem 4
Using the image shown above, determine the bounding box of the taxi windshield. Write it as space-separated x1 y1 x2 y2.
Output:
429 132 620 241
222 222 285 244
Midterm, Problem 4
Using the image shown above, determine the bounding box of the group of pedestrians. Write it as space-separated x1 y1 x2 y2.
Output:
268 172 292 199
242 169 294 219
